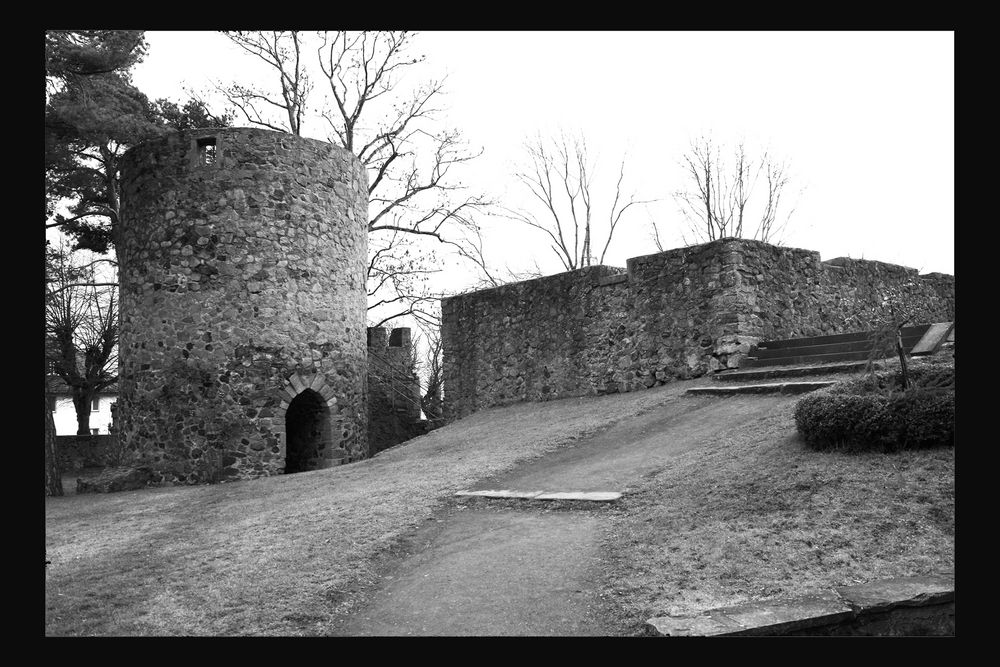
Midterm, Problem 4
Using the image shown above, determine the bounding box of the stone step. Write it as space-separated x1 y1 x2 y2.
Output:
714 361 876 382
741 350 887 368
751 334 925 361
753 324 931 350
743 322 945 369
687 381 837 396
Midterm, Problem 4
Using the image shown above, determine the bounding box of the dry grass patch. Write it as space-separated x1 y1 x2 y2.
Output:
46 378 705 636
600 399 954 632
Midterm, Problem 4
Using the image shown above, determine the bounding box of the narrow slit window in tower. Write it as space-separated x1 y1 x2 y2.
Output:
197 137 217 165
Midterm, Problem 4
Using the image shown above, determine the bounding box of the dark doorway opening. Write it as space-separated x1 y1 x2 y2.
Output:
284 389 332 474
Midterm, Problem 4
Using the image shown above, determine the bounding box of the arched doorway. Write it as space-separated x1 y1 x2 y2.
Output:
284 389 333 473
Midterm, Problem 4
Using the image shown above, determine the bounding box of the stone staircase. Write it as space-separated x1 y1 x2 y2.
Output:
687 322 954 396
739 324 934 369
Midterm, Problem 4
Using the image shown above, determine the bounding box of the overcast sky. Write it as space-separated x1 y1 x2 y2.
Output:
131 30 954 291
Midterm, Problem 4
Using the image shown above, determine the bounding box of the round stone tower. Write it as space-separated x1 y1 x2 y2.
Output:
117 128 369 484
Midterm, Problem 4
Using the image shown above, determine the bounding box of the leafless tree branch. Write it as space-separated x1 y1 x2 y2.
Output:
219 31 312 135
510 132 654 271
666 136 797 246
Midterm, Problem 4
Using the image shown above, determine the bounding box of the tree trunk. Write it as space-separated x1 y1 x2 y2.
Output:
72 389 93 435
45 394 64 497
896 324 912 391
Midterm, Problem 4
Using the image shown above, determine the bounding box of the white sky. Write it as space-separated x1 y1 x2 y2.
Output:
130 30 954 293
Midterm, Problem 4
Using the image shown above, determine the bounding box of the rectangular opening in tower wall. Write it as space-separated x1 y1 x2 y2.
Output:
388 328 409 347
196 137 217 165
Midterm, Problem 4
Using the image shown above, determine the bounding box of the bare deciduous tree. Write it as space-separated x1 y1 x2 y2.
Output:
848 276 932 391
365 229 444 329
448 221 545 290
662 136 796 248
220 31 311 136
507 133 654 271
316 30 490 325
45 243 119 436
416 322 444 425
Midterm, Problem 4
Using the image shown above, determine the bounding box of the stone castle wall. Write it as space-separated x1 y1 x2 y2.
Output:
117 128 369 484
725 243 955 342
442 238 954 421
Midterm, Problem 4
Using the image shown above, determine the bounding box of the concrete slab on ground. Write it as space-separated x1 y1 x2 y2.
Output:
647 592 854 636
835 574 955 613
455 490 622 502
536 491 621 501
454 489 544 499
647 573 955 636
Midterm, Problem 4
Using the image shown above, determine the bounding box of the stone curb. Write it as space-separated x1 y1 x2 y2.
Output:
645 574 954 636
686 381 837 396
454 489 622 502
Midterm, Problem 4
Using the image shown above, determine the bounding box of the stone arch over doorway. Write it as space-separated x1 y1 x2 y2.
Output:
274 373 343 474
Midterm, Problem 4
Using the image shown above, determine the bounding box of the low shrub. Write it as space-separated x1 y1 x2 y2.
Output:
829 362 955 396
906 363 956 390
795 386 954 452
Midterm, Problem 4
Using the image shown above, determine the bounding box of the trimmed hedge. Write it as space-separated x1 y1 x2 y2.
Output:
829 363 954 396
795 360 955 451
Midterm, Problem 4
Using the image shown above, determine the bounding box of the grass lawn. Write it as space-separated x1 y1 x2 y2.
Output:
599 397 954 633
46 368 954 636
45 377 704 636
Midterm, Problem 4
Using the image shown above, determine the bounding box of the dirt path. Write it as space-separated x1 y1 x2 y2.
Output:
333 508 616 636
480 393 794 492
331 392 800 636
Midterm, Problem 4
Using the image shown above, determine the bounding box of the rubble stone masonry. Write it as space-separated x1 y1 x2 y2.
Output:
442 238 954 421
117 128 369 484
